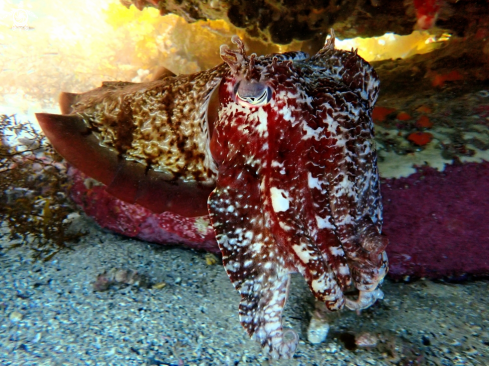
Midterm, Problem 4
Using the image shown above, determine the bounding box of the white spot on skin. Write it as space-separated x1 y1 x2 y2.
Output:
244 231 254 240
279 106 293 121
279 222 292 231
292 244 314 264
264 321 280 333
250 242 264 253
323 111 340 134
311 277 327 293
336 214 353 225
308 172 322 190
260 177 266 192
270 187 290 212
244 259 253 267
256 108 268 135
330 246 345 256
316 215 335 230
302 122 324 140
338 264 350 276
225 261 241 272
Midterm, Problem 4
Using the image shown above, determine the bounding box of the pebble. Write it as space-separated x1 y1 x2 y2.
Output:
325 343 338 353
205 253 218 265
355 332 379 348
464 347 478 355
152 282 167 290
307 316 330 344
9 311 23 322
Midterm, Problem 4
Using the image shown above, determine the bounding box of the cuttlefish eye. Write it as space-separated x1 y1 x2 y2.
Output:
234 80 272 107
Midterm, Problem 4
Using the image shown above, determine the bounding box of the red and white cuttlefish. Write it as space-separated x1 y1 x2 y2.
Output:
36 31 388 359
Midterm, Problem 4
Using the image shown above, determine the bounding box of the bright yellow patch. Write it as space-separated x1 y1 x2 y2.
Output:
205 253 218 266
152 282 167 290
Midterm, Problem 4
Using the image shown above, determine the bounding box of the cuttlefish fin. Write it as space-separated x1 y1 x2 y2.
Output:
35 113 213 217
35 113 119 185
152 66 176 81
59 92 80 115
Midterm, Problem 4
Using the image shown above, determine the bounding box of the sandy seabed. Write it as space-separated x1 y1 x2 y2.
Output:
1 216 488 366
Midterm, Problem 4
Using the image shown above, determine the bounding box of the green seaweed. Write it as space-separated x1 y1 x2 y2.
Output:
0 114 84 261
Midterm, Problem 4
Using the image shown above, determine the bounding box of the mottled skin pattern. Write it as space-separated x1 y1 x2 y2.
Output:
70 66 227 182
208 35 388 358
36 33 388 359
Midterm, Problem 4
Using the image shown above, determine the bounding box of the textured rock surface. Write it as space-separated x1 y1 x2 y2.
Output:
122 0 489 44
382 161 489 279
70 161 489 280
373 37 489 100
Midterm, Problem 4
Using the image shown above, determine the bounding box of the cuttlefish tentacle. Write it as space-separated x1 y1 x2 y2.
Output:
308 33 388 304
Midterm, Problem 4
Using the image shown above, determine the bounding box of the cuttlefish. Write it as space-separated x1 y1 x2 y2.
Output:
36 32 388 359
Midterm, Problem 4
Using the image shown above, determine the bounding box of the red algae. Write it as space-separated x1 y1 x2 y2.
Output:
415 115 433 128
68 161 489 280
431 70 463 88
416 105 433 114
413 0 440 30
408 132 433 146
396 112 412 121
372 106 396 123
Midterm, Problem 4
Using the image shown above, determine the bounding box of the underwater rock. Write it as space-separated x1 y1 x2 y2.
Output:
355 332 379 348
372 37 489 99
122 0 489 43
69 160 489 281
382 161 489 279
